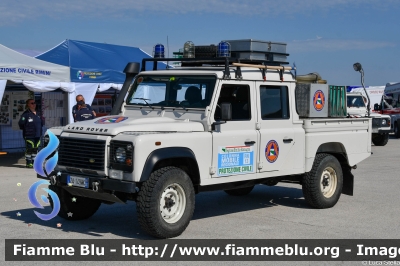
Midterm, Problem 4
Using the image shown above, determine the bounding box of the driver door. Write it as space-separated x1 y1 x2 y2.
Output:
211 81 258 180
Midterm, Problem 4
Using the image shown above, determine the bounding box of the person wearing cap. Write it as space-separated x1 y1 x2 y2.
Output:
18 99 43 168
72 94 96 122
75 100 95 121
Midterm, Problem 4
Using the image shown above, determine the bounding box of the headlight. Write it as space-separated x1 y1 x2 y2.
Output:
109 141 134 173
115 147 126 163
382 119 390 126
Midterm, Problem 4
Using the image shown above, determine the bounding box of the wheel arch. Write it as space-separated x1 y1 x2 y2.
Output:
306 142 349 170
317 142 348 162
312 143 353 196
139 147 200 186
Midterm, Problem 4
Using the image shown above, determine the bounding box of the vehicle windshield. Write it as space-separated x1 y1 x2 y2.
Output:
383 94 398 108
126 75 217 109
347 96 366 108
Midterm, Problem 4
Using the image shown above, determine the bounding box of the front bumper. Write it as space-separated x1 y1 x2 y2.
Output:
37 172 137 203
372 129 391 134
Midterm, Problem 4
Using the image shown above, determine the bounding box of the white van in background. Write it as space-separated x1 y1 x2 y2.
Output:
347 92 391 146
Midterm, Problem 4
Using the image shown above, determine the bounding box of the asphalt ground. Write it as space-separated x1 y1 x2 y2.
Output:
1 136 400 266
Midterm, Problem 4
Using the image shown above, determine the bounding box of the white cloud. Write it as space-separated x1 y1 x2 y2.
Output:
0 0 398 24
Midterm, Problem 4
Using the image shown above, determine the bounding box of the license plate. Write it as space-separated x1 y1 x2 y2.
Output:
67 175 89 188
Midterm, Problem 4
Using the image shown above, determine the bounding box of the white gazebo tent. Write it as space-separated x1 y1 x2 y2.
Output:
0 44 124 151
0 43 71 92
0 43 74 119
0 44 122 124
0 44 71 151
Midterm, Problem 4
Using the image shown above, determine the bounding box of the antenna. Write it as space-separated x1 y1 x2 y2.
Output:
165 36 170 69
167 36 169 58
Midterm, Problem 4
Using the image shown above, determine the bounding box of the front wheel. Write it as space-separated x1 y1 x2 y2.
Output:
372 133 389 146
136 167 195 238
302 154 343 209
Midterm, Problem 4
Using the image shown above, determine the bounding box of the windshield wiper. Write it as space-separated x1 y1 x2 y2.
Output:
179 105 188 111
131 98 154 109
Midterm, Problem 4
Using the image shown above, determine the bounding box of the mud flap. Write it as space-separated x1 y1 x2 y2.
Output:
342 167 354 196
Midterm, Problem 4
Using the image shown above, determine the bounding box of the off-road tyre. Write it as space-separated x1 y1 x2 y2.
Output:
136 166 195 239
372 133 389 146
302 153 343 209
395 122 400 138
224 185 254 196
48 185 101 220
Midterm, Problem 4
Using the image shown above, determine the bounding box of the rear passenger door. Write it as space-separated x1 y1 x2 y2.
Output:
256 83 296 174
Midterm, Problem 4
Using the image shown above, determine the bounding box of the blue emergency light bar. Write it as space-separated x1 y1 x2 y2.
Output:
153 44 165 58
217 41 230 57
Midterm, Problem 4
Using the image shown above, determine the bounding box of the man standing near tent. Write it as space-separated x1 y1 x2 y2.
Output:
75 101 94 121
72 94 96 122
18 99 43 168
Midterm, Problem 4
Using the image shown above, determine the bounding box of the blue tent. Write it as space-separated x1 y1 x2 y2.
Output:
36 40 167 83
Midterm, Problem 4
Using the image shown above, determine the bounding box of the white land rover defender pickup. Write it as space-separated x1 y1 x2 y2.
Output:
347 92 391 146
40 40 371 238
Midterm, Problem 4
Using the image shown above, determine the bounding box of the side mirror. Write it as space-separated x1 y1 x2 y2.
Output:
374 103 380 111
221 102 232 121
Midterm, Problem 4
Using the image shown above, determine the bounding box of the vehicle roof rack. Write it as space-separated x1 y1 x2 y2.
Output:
141 57 292 80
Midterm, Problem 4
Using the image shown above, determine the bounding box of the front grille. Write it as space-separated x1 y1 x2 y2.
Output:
58 137 106 171
372 118 382 128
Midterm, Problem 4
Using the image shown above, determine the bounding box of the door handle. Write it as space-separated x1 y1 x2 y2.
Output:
245 141 256 145
283 138 293 143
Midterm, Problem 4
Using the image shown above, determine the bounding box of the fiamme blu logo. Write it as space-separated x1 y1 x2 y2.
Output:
28 131 60 221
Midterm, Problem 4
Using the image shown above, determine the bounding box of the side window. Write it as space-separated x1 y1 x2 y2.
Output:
260 86 290 119
214 84 251 121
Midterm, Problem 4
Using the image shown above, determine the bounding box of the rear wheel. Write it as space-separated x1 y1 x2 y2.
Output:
372 133 389 146
49 185 101 220
302 153 343 209
136 167 195 238
224 185 254 196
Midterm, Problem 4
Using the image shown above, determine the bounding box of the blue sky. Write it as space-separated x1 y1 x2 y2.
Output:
1 0 399 86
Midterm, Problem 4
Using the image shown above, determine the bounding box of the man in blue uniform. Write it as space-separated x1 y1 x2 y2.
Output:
75 101 94 121
18 99 43 168
72 94 96 122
